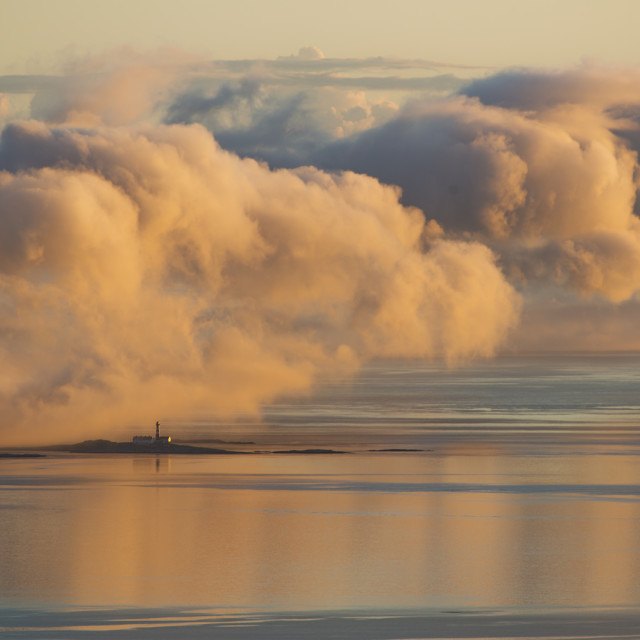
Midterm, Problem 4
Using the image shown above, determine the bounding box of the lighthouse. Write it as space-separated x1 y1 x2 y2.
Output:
132 421 171 446
154 420 171 445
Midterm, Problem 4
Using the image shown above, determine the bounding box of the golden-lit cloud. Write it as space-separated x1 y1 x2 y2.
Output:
0 121 519 444
3 56 640 442
318 66 640 302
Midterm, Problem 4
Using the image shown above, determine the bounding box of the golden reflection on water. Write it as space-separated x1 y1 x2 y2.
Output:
2 451 640 610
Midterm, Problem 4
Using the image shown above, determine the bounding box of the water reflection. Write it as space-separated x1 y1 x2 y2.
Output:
131 456 171 474
2 451 640 610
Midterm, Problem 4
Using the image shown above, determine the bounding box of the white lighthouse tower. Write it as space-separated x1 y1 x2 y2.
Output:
132 421 171 446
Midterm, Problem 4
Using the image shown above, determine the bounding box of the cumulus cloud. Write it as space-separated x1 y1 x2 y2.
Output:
29 62 176 126
316 67 640 302
463 65 640 112
165 77 264 125
281 46 326 61
0 121 519 444
1 50 465 166
0 49 198 128
166 80 401 166
5 54 640 442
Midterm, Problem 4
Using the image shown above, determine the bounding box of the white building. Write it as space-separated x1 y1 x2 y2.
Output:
132 421 171 445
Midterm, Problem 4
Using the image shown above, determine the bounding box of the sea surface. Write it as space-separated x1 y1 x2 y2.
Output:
3 353 640 638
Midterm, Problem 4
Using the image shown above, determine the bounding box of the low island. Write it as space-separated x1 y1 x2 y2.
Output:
4 422 361 456
41 441 355 455
43 439 240 455
43 421 242 454
31 421 350 455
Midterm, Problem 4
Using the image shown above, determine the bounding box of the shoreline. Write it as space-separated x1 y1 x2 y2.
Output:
0 439 355 456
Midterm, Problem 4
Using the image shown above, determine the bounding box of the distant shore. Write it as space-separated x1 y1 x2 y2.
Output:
0 452 46 458
1 439 356 456
0 439 434 456
41 439 244 455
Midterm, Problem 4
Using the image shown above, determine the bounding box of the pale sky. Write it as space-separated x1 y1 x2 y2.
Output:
1 0 640 73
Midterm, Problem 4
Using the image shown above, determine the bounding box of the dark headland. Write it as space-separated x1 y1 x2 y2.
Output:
0 452 46 458
43 439 242 455
0 420 356 455
30 439 350 455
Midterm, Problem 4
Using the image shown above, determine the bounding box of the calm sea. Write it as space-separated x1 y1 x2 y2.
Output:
2 353 640 638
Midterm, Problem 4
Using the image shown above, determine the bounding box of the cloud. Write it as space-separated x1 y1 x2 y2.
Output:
0 121 519 444
165 78 401 166
462 65 640 112
0 50 467 166
316 68 640 302
165 77 263 125
5 55 640 441
0 49 198 127
29 62 176 126
281 46 326 61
